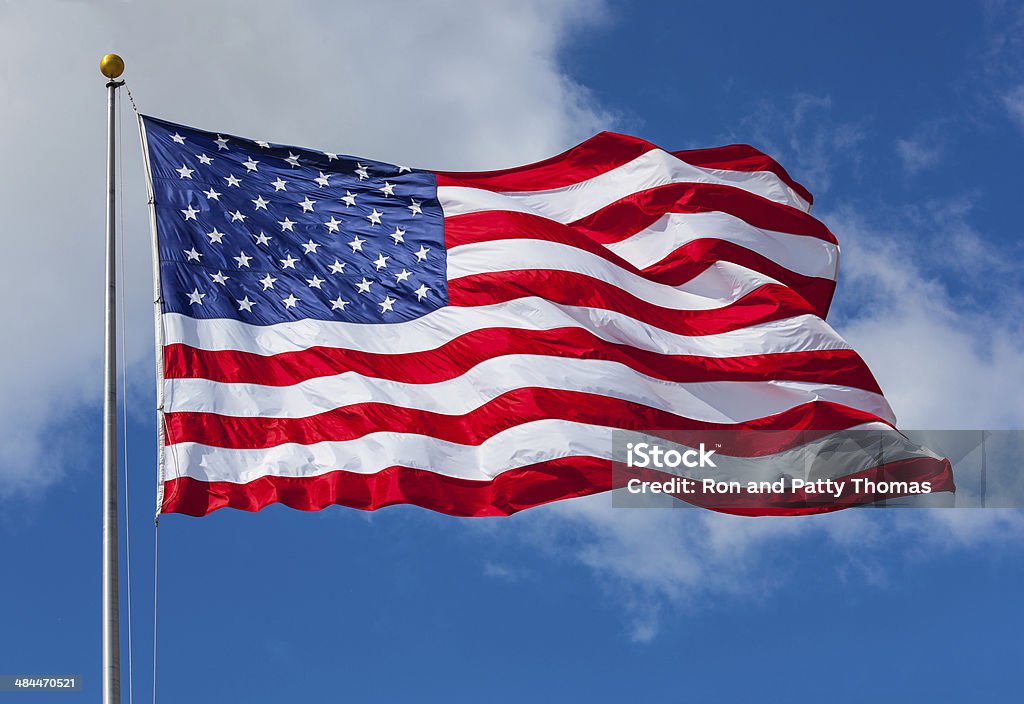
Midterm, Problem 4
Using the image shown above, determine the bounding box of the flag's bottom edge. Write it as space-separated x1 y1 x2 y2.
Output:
159 456 954 518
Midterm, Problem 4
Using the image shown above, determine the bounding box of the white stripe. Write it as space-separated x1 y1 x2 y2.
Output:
702 166 811 212
447 243 779 310
438 149 810 222
164 306 849 358
607 211 839 280
168 419 612 483
165 355 895 423
166 421 935 485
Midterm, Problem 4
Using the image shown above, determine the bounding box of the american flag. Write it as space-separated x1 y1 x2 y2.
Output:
141 116 953 517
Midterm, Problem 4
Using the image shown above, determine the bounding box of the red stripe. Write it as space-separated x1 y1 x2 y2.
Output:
446 210 660 278
442 184 832 249
435 132 655 191
164 334 879 391
163 456 613 517
671 144 813 207
568 183 835 245
640 238 836 318
161 455 951 518
448 271 817 336
433 131 812 207
445 211 836 316
445 208 831 278
164 395 887 451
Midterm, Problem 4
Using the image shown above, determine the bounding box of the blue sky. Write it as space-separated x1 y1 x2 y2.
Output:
1 1 1024 701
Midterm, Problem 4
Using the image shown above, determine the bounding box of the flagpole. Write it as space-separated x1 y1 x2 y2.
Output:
101 52 125 704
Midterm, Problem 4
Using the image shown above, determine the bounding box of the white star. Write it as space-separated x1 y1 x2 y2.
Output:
242 157 259 172
397 165 412 174
184 247 201 261
395 269 412 283
324 152 338 161
324 217 342 233
180 204 199 221
271 178 287 191
408 199 423 216
210 270 230 285
229 209 247 222
414 284 430 301
330 297 348 311
367 209 383 225
380 295 396 313
355 278 373 294
280 254 298 269
224 174 241 187
328 259 346 274
187 288 205 305
372 253 389 270
341 191 357 207
355 163 369 179
234 251 252 267
196 153 213 165
298 197 316 212
214 135 229 150
389 227 406 244
252 195 269 211
206 228 225 244
285 152 301 167
279 217 295 231
302 239 320 254
306 275 324 289
254 231 272 246
176 164 194 179
380 182 395 196
236 296 255 312
259 273 278 290
414 245 429 262
256 140 270 149
314 171 330 188
171 132 186 145
203 187 221 201
282 293 300 309
348 236 365 252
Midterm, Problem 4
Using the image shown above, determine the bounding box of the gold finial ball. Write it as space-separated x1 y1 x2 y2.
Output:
100 53 125 79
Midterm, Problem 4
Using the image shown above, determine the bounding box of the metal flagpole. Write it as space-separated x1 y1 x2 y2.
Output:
101 52 125 704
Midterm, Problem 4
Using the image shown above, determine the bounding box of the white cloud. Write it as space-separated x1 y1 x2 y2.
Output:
895 134 944 174
980 1 1024 132
522 496 1024 641
727 93 865 195
0 0 610 496
1002 84 1024 131
482 561 529 582
824 203 1024 430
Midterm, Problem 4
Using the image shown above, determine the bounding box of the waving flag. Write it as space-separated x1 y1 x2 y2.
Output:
140 116 952 517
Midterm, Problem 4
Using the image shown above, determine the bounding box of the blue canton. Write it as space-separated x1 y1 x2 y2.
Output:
142 115 447 325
